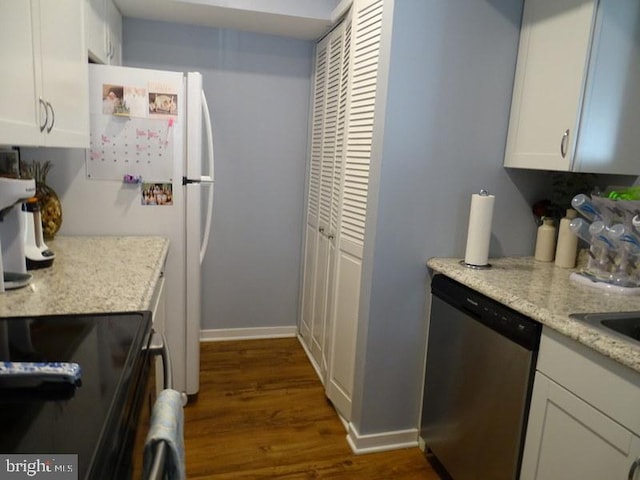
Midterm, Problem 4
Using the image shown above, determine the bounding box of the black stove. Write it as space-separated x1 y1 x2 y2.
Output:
0 312 153 479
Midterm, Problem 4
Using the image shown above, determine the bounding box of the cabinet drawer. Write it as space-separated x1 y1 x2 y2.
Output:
537 327 640 435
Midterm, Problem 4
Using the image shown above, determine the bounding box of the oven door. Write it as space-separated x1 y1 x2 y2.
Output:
105 326 159 480
134 330 179 480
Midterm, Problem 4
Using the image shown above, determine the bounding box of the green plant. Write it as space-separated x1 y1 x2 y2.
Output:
20 159 53 184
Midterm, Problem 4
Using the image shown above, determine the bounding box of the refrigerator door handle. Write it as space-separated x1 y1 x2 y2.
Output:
200 90 215 264
201 91 215 183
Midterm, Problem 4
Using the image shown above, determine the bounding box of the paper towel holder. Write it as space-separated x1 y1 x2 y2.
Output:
460 189 493 270
459 259 492 269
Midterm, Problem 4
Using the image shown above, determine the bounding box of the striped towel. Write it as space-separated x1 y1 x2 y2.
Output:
143 389 185 480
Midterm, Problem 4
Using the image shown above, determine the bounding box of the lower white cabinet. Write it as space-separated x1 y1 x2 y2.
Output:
521 328 640 479
521 372 640 480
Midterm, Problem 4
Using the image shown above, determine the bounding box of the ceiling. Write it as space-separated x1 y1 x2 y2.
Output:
113 0 346 40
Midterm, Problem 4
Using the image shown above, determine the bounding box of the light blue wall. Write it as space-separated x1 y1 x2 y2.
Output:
122 19 313 330
350 0 552 435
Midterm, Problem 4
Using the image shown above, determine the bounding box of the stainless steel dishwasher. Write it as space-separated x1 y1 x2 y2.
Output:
420 274 541 480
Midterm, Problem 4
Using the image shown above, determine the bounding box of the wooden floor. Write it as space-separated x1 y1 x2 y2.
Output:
183 337 440 479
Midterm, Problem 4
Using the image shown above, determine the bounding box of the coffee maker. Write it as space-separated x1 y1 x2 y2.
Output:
23 198 55 270
0 151 37 292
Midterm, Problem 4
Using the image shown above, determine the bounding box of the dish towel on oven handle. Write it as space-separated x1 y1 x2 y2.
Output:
143 388 185 480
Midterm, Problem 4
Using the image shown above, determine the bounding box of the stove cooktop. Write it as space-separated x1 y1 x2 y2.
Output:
0 311 152 479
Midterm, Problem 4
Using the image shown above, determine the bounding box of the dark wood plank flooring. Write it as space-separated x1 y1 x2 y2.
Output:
183 337 439 479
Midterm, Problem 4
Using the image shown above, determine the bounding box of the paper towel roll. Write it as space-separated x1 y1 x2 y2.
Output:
464 192 495 267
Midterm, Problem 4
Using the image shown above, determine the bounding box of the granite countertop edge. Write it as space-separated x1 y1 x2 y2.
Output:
0 236 170 317
427 256 640 375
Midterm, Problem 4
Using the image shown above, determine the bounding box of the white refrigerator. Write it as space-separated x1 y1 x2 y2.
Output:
34 64 215 395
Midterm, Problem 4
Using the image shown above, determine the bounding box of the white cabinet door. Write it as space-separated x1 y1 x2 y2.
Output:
504 0 596 171
521 372 640 480
38 0 89 148
0 0 88 148
105 0 122 65
86 0 107 63
85 0 121 65
572 0 640 175
0 2 41 146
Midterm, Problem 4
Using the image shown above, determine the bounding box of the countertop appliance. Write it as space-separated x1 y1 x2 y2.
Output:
23 199 55 270
26 64 216 396
0 176 37 292
0 312 153 479
420 274 541 480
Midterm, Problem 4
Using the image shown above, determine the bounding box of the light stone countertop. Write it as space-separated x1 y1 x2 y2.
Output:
0 236 169 317
427 256 640 374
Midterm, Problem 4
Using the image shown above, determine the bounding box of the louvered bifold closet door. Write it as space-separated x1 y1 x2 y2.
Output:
326 0 383 421
323 20 350 376
340 0 382 253
314 22 347 375
300 22 347 374
299 38 328 346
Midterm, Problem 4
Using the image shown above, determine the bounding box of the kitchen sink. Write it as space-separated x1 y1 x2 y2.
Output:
569 311 640 345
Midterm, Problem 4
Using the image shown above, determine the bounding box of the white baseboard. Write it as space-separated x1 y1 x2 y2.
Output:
200 326 298 341
346 423 419 454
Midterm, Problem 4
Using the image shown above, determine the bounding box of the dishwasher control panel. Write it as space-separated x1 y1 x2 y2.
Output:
431 274 541 350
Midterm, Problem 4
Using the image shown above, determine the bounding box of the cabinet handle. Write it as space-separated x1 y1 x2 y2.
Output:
328 233 335 240
560 129 570 158
46 102 55 133
38 98 48 132
319 226 325 234
629 457 640 480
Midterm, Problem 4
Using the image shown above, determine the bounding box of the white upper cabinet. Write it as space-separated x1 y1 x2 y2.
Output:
573 0 640 174
0 2 41 146
86 0 122 65
0 0 89 148
504 0 596 172
38 1 90 148
106 0 123 65
86 0 107 63
505 0 640 175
